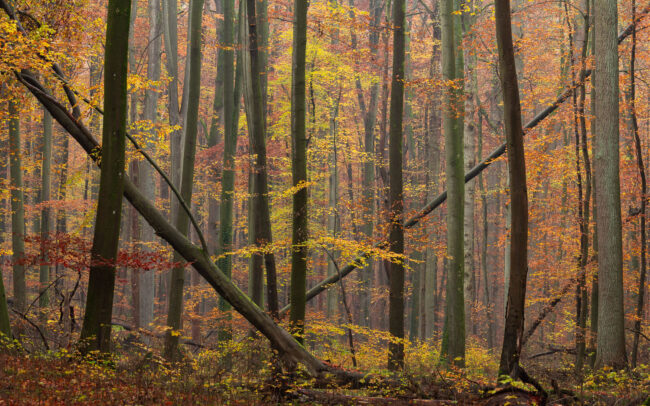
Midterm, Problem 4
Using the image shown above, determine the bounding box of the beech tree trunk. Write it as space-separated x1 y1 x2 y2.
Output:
8 98 26 314
289 0 309 341
440 0 465 367
495 0 528 376
215 0 238 341
245 0 279 316
164 0 204 360
387 0 406 370
79 0 132 353
593 0 627 370
630 0 646 369
39 106 53 313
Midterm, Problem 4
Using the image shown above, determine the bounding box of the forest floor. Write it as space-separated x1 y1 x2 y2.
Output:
1 349 650 405
1 327 650 405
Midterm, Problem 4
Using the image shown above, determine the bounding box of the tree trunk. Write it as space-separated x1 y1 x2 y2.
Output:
162 0 182 209
216 0 238 342
440 0 465 367
139 0 161 331
39 104 53 314
79 0 132 353
164 0 204 361
629 0 646 369
593 0 626 370
495 0 528 376
387 0 405 370
8 99 26 313
289 0 309 342
244 0 279 316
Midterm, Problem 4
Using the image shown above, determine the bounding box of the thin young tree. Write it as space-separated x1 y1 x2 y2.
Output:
139 0 161 330
215 0 238 341
79 0 132 353
495 0 528 376
164 0 204 360
8 98 26 313
440 0 465 367
630 0 647 369
387 0 406 370
39 105 53 314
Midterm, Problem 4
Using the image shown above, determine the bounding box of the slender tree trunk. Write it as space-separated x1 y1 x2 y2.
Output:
139 0 161 331
39 104 53 314
216 0 237 342
289 0 309 341
457 0 476 339
207 0 224 259
8 99 25 313
630 0 646 369
495 0 528 376
241 0 265 310
572 0 591 371
387 0 405 370
326 112 339 319
593 0 626 370
162 0 182 208
0 85 11 336
477 115 495 350
164 0 204 360
79 0 132 353
440 0 465 367
245 0 279 316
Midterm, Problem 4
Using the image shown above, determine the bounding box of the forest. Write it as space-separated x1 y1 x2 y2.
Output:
0 0 649 403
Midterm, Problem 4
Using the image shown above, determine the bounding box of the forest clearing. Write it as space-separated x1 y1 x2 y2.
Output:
1 0 650 403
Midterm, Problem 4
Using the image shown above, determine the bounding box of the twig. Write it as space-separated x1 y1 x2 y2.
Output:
9 307 50 351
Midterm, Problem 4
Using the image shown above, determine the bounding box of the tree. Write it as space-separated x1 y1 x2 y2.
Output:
494 0 528 376
289 0 309 341
244 0 279 316
387 0 406 370
136 0 161 331
164 0 204 360
8 98 26 313
79 0 132 353
629 0 646 369
39 104 53 314
440 0 465 367
593 0 626 369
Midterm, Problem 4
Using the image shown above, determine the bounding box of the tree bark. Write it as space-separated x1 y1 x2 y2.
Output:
494 0 528 376
593 0 626 370
440 0 465 367
215 0 238 342
164 0 204 360
39 103 53 313
244 0 279 316
387 0 406 371
79 0 132 353
137 0 161 331
289 0 309 341
629 0 646 370
8 98 26 314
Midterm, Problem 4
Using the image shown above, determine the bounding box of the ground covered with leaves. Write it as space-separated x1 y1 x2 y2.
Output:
2 340 650 405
